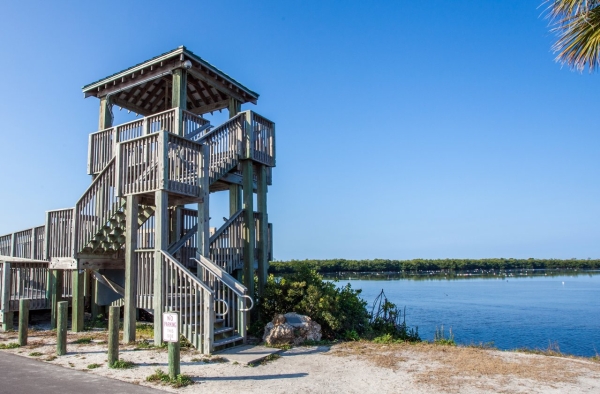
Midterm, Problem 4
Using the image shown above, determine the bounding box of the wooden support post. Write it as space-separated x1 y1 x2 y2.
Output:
30 227 36 260
107 305 119 366
172 68 187 136
154 190 168 346
91 276 100 320
203 289 214 355
18 298 29 346
98 96 113 130
242 160 255 298
124 194 139 343
72 270 84 332
257 165 269 296
50 270 63 329
56 301 68 356
1 263 12 331
168 311 181 379
197 144 210 260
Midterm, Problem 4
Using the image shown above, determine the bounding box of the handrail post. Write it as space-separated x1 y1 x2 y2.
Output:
1 262 12 331
203 288 213 355
30 228 36 260
10 233 16 257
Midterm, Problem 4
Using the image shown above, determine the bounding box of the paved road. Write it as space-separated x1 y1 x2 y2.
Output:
0 352 163 394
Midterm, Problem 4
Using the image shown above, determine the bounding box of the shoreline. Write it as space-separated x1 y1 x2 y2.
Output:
0 329 598 393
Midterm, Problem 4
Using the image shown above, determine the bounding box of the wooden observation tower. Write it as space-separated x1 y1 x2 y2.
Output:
0 46 275 353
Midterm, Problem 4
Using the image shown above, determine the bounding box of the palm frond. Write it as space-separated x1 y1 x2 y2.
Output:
543 0 600 71
553 6 600 71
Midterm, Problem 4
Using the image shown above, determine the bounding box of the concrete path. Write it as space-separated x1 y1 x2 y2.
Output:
0 352 163 394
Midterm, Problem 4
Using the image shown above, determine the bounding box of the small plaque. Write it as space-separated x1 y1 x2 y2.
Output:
286 316 303 325
163 312 179 343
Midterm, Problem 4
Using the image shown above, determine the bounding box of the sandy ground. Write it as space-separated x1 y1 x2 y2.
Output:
1 328 599 394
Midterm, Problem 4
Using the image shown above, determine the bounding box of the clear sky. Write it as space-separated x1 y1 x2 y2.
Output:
0 1 598 260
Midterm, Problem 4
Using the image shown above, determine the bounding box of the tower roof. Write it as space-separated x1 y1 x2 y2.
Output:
82 46 259 116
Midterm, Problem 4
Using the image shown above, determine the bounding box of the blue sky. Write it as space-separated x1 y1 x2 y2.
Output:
0 1 598 260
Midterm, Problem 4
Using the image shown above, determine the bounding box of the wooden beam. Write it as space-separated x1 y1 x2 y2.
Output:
138 79 165 110
111 97 153 117
154 190 168 346
242 159 255 301
124 194 139 343
187 100 230 116
196 78 219 104
94 59 180 98
257 165 268 297
172 68 187 109
135 81 158 108
72 269 84 332
188 68 251 104
99 96 113 130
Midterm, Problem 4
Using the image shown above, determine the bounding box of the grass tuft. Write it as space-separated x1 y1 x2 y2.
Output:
110 360 135 369
29 352 43 357
74 337 94 344
146 369 194 388
87 363 101 369
433 325 456 346
0 343 20 349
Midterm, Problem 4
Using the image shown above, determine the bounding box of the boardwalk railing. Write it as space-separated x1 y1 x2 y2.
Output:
249 112 276 167
195 113 244 184
194 255 251 342
46 209 74 259
74 157 121 254
159 250 214 353
0 261 73 314
135 250 154 309
117 131 205 198
0 227 45 260
209 210 244 272
89 109 209 175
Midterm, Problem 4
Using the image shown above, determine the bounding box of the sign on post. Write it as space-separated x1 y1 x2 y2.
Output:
163 312 179 342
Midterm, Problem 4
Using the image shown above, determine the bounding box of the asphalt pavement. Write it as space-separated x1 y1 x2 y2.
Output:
0 352 164 394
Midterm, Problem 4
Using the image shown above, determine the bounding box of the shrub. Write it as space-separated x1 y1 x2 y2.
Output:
256 267 371 339
146 369 194 388
110 360 135 369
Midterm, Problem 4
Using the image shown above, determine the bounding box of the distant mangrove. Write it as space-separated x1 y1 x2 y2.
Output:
268 258 600 274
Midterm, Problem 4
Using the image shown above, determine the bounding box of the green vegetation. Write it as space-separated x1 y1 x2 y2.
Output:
0 343 20 349
74 337 93 344
254 267 419 342
29 352 43 357
146 369 194 388
434 326 456 346
256 267 371 339
269 258 600 274
110 360 135 369
87 363 101 369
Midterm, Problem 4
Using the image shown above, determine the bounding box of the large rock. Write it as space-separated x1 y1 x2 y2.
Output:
263 312 322 345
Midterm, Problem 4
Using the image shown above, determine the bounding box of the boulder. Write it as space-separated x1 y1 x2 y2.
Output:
263 312 322 345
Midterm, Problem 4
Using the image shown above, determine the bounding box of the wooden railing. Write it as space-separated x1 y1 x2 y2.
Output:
135 250 154 309
74 158 121 254
250 112 276 167
196 113 244 184
118 133 160 195
0 226 45 260
88 109 209 175
0 261 49 312
194 255 251 341
117 131 205 198
46 209 74 259
209 210 244 272
166 133 204 196
159 251 214 353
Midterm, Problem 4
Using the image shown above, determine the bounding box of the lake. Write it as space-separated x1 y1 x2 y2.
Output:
331 270 600 357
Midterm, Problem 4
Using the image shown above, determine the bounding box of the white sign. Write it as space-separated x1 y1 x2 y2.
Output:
162 312 179 343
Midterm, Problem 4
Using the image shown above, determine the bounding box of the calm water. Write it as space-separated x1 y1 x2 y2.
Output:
332 270 600 357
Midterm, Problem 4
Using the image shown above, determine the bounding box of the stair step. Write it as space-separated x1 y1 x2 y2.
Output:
214 326 234 336
213 334 243 348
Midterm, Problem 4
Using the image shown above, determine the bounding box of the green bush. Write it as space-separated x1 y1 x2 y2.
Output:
256 267 371 339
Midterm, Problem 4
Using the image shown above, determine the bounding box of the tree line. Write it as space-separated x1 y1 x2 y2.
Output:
268 258 600 274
